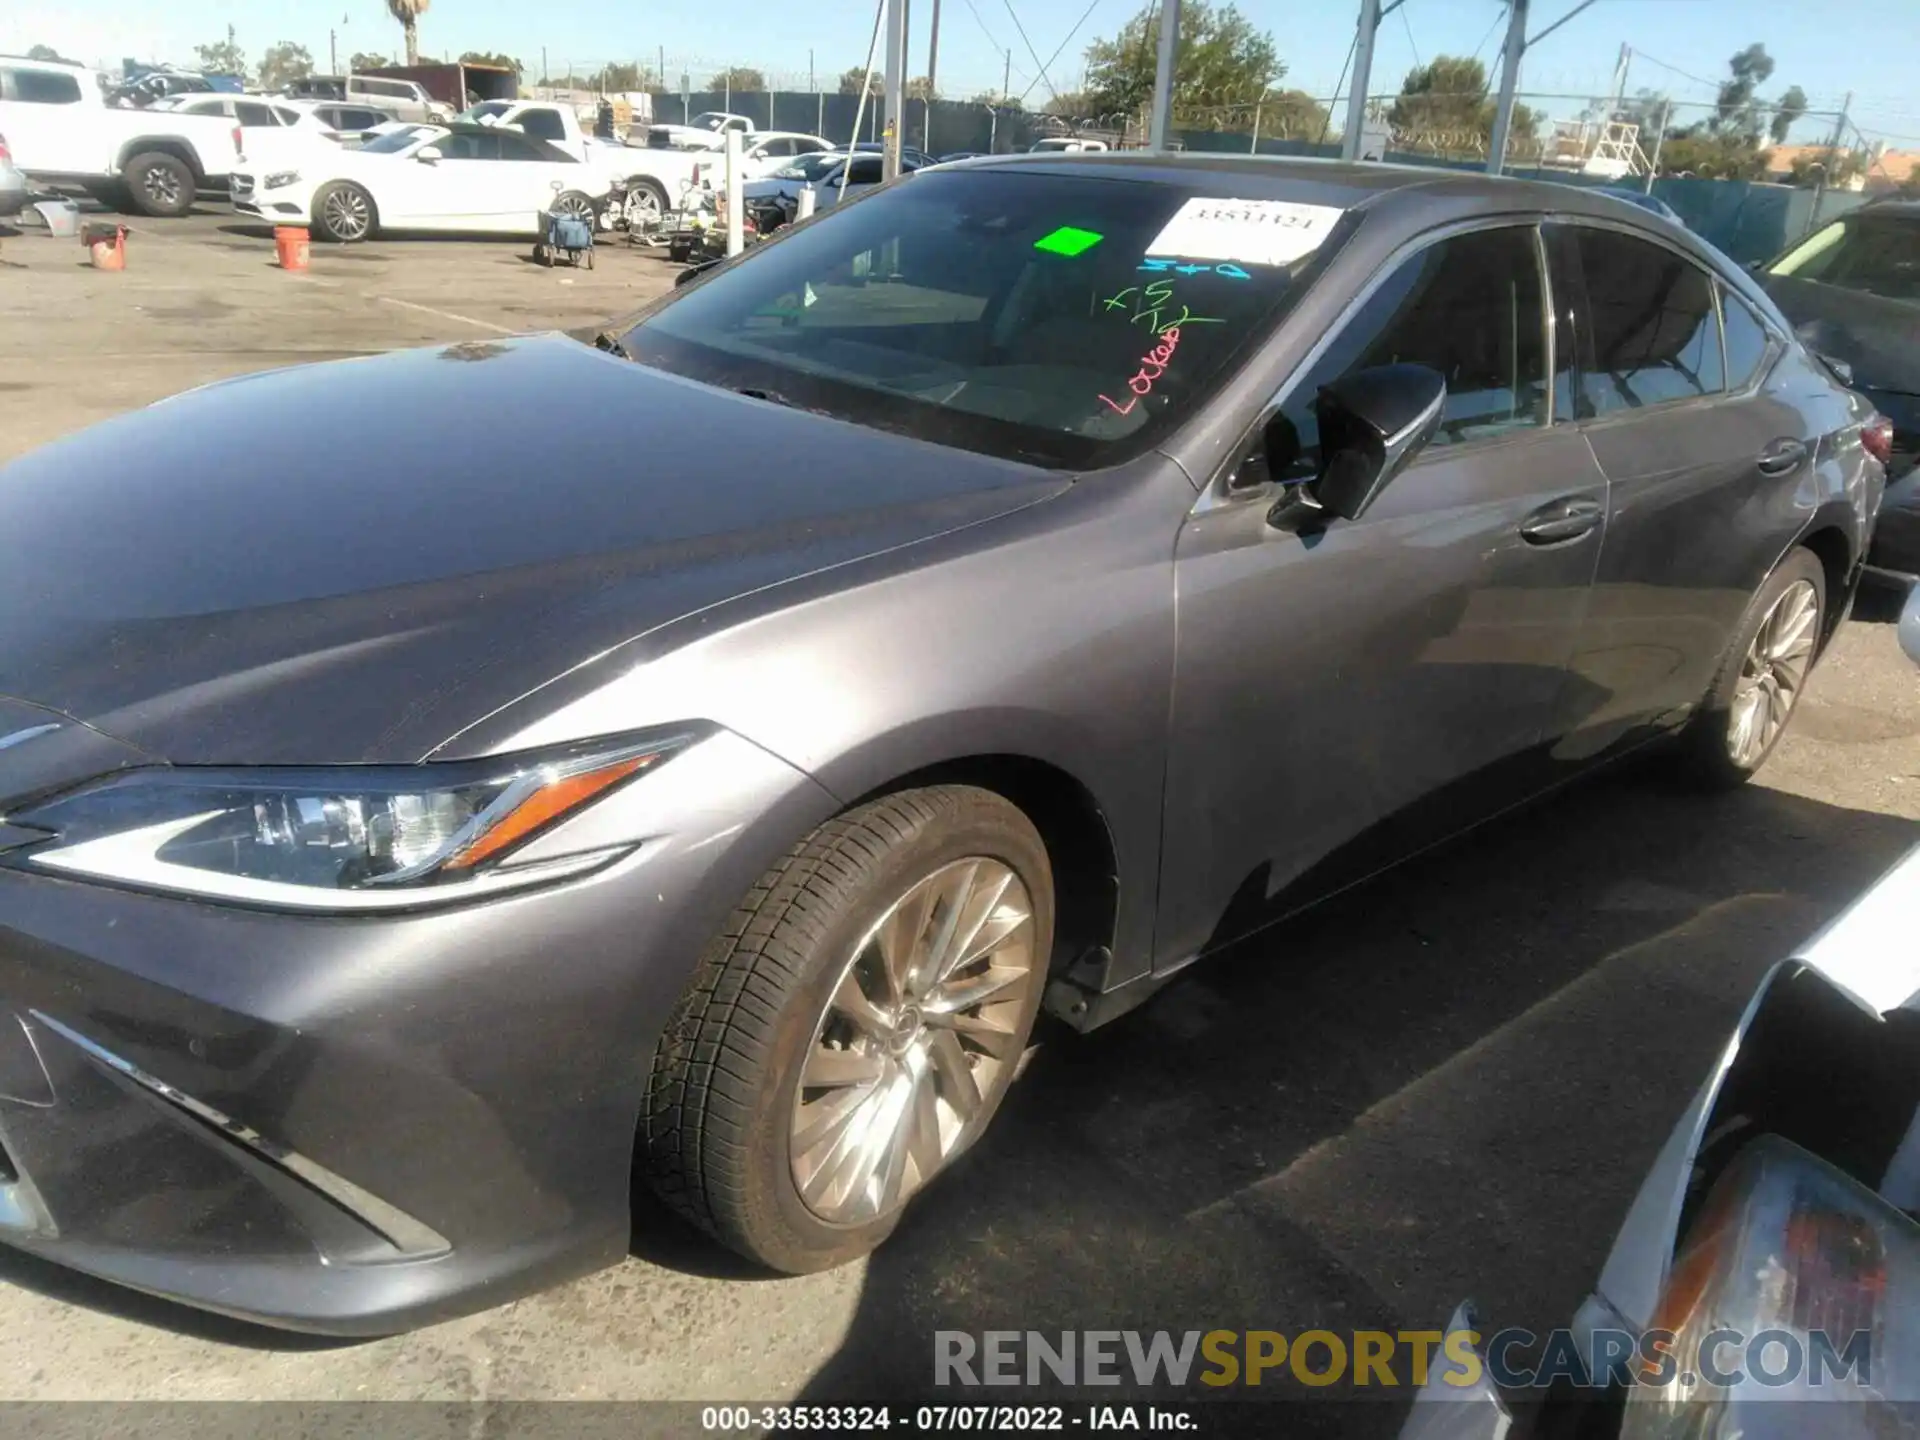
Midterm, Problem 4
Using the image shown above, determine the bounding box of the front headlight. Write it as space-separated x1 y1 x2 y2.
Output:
1 729 703 911
264 170 301 189
1622 1133 1920 1436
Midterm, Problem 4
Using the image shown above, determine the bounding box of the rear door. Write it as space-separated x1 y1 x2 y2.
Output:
1158 222 1611 964
1547 221 1815 752
493 132 584 231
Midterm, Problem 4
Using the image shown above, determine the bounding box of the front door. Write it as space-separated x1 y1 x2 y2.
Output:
1158 222 1609 967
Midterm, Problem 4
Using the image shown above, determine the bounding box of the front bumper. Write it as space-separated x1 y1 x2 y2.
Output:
229 174 312 224
0 729 838 1333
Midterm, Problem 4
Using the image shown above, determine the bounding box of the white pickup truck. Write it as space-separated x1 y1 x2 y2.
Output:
0 56 239 216
462 100 833 223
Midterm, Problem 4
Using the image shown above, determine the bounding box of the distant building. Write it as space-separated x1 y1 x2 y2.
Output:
1765 143 1920 193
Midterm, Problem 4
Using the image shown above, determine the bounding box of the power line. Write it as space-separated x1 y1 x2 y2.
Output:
1000 0 1062 103
958 0 1006 58
1398 0 1420 68
1019 0 1103 104
1631 49 1721 94
1468 4 1507 65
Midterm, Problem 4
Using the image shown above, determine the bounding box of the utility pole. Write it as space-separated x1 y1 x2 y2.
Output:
882 0 909 178
1341 0 1380 161
1250 99 1261 153
541 47 549 96
330 30 338 74
1486 0 1530 174
1608 42 1631 118
926 0 941 157
658 45 666 92
1147 0 1180 151
1644 97 1670 194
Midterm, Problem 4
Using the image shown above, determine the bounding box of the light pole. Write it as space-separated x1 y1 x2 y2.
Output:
1147 0 1180 151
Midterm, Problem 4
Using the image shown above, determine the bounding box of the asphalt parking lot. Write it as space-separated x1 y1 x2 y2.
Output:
0 205 1917 1429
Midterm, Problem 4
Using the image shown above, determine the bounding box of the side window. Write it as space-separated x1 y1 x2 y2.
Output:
793 138 827 154
435 133 499 161
234 101 277 127
847 156 884 185
1273 226 1548 473
11 69 85 105
273 106 302 125
1572 228 1724 413
755 138 795 159
496 134 551 162
346 108 386 130
1720 285 1775 392
519 110 565 143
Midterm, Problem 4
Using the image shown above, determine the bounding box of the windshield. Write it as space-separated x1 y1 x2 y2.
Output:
773 153 847 182
360 125 441 155
620 169 1349 468
1768 214 1920 301
691 112 734 131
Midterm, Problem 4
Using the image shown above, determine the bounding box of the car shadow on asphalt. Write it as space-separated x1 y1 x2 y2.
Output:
794 767 1920 1431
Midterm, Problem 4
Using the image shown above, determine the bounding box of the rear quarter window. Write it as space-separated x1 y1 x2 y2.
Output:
7 69 84 105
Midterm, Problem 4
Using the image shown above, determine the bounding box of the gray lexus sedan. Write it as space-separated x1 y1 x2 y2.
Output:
0 154 1885 1333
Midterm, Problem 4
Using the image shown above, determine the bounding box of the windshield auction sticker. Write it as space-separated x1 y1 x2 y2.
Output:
1145 197 1345 269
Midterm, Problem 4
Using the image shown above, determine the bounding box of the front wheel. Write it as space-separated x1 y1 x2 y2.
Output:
550 189 597 229
641 786 1053 1273
122 152 195 217
312 181 376 243
1672 547 1826 788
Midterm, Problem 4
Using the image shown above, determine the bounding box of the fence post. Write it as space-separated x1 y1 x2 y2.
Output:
725 129 744 256
1644 99 1669 194
1250 100 1261 154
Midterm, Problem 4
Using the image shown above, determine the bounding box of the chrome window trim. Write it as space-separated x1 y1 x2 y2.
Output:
1198 213 1555 510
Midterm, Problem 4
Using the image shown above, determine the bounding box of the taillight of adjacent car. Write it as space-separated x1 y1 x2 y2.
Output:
1864 414 1896 467
0 132 12 163
232 125 244 157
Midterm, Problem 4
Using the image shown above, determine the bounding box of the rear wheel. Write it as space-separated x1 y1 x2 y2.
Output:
641 786 1053 1273
551 189 597 228
122 152 194 217
623 176 670 232
1673 547 1826 788
312 181 376 243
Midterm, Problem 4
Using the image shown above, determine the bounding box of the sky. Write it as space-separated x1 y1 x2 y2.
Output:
5 0 1916 147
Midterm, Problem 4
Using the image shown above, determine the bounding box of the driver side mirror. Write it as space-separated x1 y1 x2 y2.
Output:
1294 363 1447 521
416 145 442 163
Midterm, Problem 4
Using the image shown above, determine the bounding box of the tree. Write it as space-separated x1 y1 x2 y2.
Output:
194 25 248 80
708 67 766 92
1083 2 1281 122
1653 131 1771 180
1388 55 1536 152
386 0 429 69
1257 88 1328 140
1786 147 1866 189
348 52 391 71
1711 42 1773 139
460 51 524 76
258 42 313 91
1769 84 1807 146
839 67 882 96
596 62 646 92
26 44 75 63
906 76 937 101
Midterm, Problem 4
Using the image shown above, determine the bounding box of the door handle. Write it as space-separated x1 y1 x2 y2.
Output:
1519 497 1604 545
1755 438 1808 476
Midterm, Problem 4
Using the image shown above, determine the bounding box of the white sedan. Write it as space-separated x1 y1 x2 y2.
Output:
231 122 609 242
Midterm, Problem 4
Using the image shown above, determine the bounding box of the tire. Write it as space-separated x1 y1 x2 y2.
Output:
81 178 130 211
312 181 376 243
624 175 670 228
642 786 1054 1273
121 152 195 218
551 189 597 229
1672 547 1827 789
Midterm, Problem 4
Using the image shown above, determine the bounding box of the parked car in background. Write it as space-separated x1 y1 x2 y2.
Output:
461 99 831 225
0 131 28 218
0 55 235 215
746 148 929 208
0 156 1882 1336
1592 185 1685 226
647 109 756 149
1758 199 1918 583
232 120 608 241
1405 585 1920 1439
1030 135 1110 152
278 74 452 124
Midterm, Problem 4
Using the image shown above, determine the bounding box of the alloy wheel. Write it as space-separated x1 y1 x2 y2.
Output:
1728 578 1819 766
553 192 595 223
142 164 181 209
789 857 1036 1226
323 188 370 241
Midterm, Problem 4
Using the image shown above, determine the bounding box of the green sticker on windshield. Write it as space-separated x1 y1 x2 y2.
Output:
1034 225 1104 257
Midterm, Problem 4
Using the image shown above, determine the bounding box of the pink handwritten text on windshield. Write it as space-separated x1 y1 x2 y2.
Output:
1098 327 1183 416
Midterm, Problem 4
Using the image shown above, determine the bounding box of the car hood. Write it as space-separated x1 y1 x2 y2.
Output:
0 334 1066 777
1763 274 1920 397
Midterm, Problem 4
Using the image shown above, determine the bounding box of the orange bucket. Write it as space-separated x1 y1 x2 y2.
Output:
82 223 126 270
274 226 310 271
